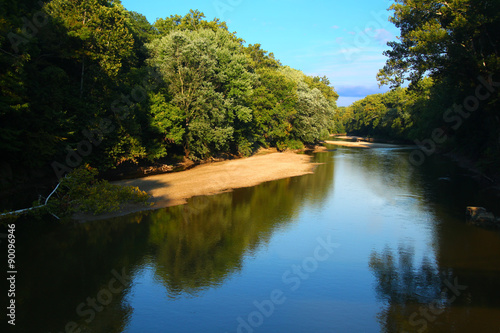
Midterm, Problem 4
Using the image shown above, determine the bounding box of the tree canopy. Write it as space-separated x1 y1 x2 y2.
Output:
0 2 339 206
345 0 500 172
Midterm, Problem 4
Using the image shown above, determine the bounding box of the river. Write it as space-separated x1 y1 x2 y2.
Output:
11 145 500 332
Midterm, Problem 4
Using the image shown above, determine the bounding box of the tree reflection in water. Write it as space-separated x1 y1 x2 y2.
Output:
146 152 335 296
369 245 477 333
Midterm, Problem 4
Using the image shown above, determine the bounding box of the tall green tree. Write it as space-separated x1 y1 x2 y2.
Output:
146 28 255 159
154 9 229 36
378 0 500 87
280 67 336 145
251 67 297 148
46 0 134 97
0 3 342 203
377 0 500 168
0 0 82 187
45 0 155 170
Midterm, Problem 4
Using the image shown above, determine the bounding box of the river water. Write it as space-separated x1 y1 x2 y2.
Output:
10 146 500 332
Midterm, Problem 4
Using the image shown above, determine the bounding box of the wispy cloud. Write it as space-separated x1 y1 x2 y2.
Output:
336 85 390 106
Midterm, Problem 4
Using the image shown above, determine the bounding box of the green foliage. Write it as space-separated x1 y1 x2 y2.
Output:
244 43 281 69
148 92 185 145
47 165 150 216
276 139 304 151
1 3 340 193
46 0 134 79
146 28 257 159
345 80 433 140
379 0 500 88
280 67 336 144
353 0 500 171
303 75 339 109
236 138 253 157
154 9 230 36
251 67 297 146
331 107 350 134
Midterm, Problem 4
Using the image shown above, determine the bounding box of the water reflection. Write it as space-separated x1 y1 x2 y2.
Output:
11 148 500 333
340 148 427 204
359 149 500 333
369 245 451 333
369 241 500 333
145 151 335 296
330 146 500 332
14 152 334 332
14 215 146 333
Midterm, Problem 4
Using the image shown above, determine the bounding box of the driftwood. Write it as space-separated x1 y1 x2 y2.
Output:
0 182 62 219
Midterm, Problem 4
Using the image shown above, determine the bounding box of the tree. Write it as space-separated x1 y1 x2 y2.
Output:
46 0 134 97
251 67 297 148
280 67 335 145
0 0 91 187
125 11 158 67
378 0 500 169
154 9 229 36
244 43 281 70
146 28 255 159
378 0 500 87
304 75 339 108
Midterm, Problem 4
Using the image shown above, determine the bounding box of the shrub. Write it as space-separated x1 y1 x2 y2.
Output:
47 165 151 217
276 139 304 151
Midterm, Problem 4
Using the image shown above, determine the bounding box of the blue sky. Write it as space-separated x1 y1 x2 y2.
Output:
121 0 399 106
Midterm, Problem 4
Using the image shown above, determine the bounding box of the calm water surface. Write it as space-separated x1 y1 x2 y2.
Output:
11 146 500 332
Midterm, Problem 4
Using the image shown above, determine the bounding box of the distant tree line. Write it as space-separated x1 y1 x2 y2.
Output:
0 1 338 190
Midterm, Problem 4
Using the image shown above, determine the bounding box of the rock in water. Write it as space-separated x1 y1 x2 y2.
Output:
466 207 500 229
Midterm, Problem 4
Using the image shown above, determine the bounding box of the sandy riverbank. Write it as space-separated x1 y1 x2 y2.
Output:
324 140 411 149
73 152 319 221
325 136 417 149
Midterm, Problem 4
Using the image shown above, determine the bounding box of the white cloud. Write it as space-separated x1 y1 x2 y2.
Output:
336 85 391 107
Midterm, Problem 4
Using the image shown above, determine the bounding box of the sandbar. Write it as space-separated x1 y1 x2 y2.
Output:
87 151 319 220
324 139 416 149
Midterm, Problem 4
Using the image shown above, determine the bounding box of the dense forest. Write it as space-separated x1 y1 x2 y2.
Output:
342 0 500 171
2 0 500 213
0 0 338 201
